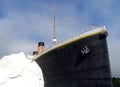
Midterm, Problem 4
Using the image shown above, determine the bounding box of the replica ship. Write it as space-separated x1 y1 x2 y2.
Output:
34 26 112 87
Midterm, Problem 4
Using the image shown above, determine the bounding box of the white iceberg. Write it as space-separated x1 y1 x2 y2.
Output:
0 52 44 87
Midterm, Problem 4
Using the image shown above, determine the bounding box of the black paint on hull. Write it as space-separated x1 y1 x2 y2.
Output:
36 31 112 87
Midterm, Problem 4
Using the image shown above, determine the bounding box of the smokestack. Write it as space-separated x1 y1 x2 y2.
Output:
38 42 45 53
33 51 38 55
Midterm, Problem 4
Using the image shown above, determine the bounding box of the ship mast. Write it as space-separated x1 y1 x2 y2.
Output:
52 5 57 45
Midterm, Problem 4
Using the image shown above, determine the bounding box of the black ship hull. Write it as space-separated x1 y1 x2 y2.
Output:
35 28 112 87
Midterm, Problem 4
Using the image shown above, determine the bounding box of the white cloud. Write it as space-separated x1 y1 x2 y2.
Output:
108 41 120 77
0 11 53 57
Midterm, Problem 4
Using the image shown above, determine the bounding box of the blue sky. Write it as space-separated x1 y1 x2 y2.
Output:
0 0 120 77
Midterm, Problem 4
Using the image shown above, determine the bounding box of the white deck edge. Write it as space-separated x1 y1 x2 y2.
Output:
34 26 106 60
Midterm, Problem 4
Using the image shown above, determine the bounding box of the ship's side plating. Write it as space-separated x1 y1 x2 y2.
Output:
35 27 112 87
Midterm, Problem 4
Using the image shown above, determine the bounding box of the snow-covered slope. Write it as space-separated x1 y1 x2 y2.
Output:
0 52 44 87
